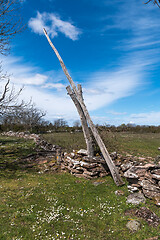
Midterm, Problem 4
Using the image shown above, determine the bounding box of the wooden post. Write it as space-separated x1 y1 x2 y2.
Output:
66 85 94 157
43 28 124 186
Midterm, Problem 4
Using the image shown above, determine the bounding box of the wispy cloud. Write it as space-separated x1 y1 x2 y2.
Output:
106 111 127 116
0 54 143 122
12 74 48 85
42 83 65 90
129 111 160 125
28 11 81 40
83 63 144 111
104 0 160 52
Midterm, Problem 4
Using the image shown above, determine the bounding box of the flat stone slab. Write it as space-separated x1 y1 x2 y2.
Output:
126 192 146 205
126 220 140 232
77 149 88 155
140 180 160 192
124 167 138 179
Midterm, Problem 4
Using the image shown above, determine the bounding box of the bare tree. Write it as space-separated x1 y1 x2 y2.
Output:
1 103 46 130
73 120 81 128
145 0 160 7
53 118 68 129
0 0 26 114
0 63 30 116
0 0 24 55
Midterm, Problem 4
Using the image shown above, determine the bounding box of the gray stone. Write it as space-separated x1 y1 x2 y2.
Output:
124 167 138 179
142 189 160 199
127 185 138 192
126 220 141 232
77 149 88 155
126 192 146 205
121 162 133 172
110 152 117 160
151 169 160 175
140 180 160 192
151 174 160 180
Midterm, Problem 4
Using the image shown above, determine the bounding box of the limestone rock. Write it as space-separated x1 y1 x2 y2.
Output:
151 169 160 175
140 180 160 192
126 220 140 232
127 185 138 192
124 167 138 179
142 189 160 199
126 192 146 205
151 174 160 180
83 170 99 176
110 151 117 160
77 149 88 155
121 162 133 172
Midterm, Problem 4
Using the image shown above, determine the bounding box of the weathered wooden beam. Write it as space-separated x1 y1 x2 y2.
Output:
66 85 94 157
43 28 124 186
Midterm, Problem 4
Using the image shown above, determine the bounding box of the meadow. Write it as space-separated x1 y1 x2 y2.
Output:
43 131 160 158
0 133 160 240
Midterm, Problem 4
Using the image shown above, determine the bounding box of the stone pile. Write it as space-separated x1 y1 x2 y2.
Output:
61 150 111 179
114 157 160 206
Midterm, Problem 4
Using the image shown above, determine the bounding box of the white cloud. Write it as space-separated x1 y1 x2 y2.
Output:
42 83 65 90
129 112 160 126
12 73 48 85
0 54 144 123
83 64 143 111
28 11 81 40
106 111 127 116
104 0 160 51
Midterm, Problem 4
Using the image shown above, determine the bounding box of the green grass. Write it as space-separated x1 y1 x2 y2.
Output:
43 131 160 158
43 132 86 152
0 134 160 239
0 171 160 240
0 136 37 175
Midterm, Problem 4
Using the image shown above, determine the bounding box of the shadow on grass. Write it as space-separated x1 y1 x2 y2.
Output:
0 136 38 178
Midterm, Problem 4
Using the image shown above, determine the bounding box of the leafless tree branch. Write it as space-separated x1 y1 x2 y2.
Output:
144 0 160 7
0 0 25 55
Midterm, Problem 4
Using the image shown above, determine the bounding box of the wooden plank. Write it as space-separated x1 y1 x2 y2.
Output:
66 85 94 157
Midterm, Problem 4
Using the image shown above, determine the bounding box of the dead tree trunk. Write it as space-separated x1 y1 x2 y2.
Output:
66 85 94 157
43 28 124 186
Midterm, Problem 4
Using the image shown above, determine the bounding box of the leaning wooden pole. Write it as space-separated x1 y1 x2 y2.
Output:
66 85 94 157
43 28 124 186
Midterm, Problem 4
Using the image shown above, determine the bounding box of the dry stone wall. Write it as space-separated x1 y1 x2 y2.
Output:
61 151 111 179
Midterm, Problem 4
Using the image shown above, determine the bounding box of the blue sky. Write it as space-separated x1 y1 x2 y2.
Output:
1 0 160 125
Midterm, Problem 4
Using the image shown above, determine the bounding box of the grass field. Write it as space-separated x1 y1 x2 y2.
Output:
43 131 160 158
0 134 160 239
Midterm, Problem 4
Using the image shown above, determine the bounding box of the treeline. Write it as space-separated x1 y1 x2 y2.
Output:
97 123 160 134
0 117 82 134
1 117 160 134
